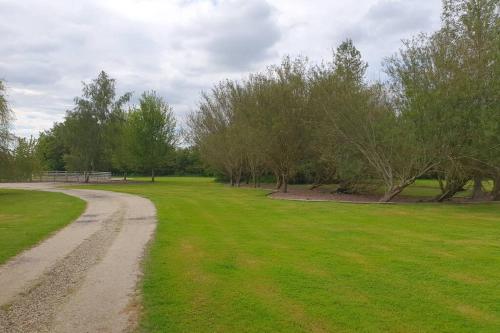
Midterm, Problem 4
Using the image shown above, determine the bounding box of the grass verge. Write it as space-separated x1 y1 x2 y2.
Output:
0 189 86 265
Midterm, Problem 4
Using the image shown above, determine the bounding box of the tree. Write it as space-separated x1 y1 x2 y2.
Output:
63 71 131 182
313 40 437 202
385 0 499 201
109 108 134 180
12 136 40 181
0 80 13 178
188 2 498 202
309 40 374 194
188 81 246 186
129 91 176 182
37 124 67 171
258 56 311 193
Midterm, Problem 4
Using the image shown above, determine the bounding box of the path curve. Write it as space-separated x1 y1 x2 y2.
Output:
0 183 156 333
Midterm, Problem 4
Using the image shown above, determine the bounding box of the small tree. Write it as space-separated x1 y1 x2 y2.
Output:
12 136 40 181
37 124 67 171
129 91 176 182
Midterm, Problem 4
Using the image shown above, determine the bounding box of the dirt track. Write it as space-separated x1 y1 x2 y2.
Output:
0 183 156 333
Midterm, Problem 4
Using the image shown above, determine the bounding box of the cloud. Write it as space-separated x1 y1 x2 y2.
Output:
335 0 441 79
0 0 442 137
197 0 281 69
341 0 439 44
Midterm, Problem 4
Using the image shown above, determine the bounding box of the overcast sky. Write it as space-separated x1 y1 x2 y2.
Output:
1 0 442 137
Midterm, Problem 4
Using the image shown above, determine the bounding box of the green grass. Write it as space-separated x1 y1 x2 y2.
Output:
83 177 500 332
0 189 86 265
400 179 494 198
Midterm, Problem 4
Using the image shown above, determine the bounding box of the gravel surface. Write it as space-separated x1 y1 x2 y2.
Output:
0 183 156 333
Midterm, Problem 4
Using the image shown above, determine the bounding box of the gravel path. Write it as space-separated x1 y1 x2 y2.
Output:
0 183 156 333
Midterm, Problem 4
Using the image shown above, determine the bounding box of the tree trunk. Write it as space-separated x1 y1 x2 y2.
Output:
471 176 486 199
379 177 420 203
434 178 467 202
281 173 288 193
123 171 127 181
235 169 242 187
275 172 282 190
379 186 404 203
309 183 322 190
492 175 500 201
151 169 155 182
84 171 90 183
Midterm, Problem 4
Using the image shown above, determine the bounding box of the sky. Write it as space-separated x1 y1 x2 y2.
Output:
1 0 442 138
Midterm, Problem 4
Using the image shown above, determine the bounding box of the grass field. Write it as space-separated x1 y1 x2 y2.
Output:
287 179 494 199
0 189 86 265
83 177 500 332
400 179 494 198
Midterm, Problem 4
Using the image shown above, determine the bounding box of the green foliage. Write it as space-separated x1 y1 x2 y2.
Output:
36 125 67 171
11 136 41 181
62 71 131 178
190 57 312 191
169 147 206 176
128 91 176 181
385 0 499 200
37 74 186 179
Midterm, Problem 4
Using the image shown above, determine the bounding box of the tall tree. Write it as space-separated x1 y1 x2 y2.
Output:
188 81 246 186
129 91 176 182
315 40 437 201
259 56 311 192
63 71 131 181
0 80 13 179
109 109 134 180
385 0 499 201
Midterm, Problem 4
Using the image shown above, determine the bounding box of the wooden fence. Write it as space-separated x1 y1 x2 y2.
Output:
40 171 112 183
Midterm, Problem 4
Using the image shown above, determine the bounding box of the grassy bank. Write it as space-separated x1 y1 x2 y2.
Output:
84 177 500 332
0 189 85 264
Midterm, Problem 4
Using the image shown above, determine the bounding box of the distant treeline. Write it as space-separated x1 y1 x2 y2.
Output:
188 0 499 202
0 72 207 182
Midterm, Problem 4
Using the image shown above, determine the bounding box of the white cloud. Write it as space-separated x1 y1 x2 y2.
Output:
0 0 442 138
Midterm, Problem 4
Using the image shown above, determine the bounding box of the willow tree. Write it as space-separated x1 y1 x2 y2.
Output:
238 77 269 187
309 40 374 194
257 56 311 192
386 0 499 201
188 81 247 186
313 40 437 202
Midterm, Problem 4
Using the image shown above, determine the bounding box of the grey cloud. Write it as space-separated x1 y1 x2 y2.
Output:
186 0 281 70
1 0 442 137
340 0 439 44
0 62 62 86
334 0 441 81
